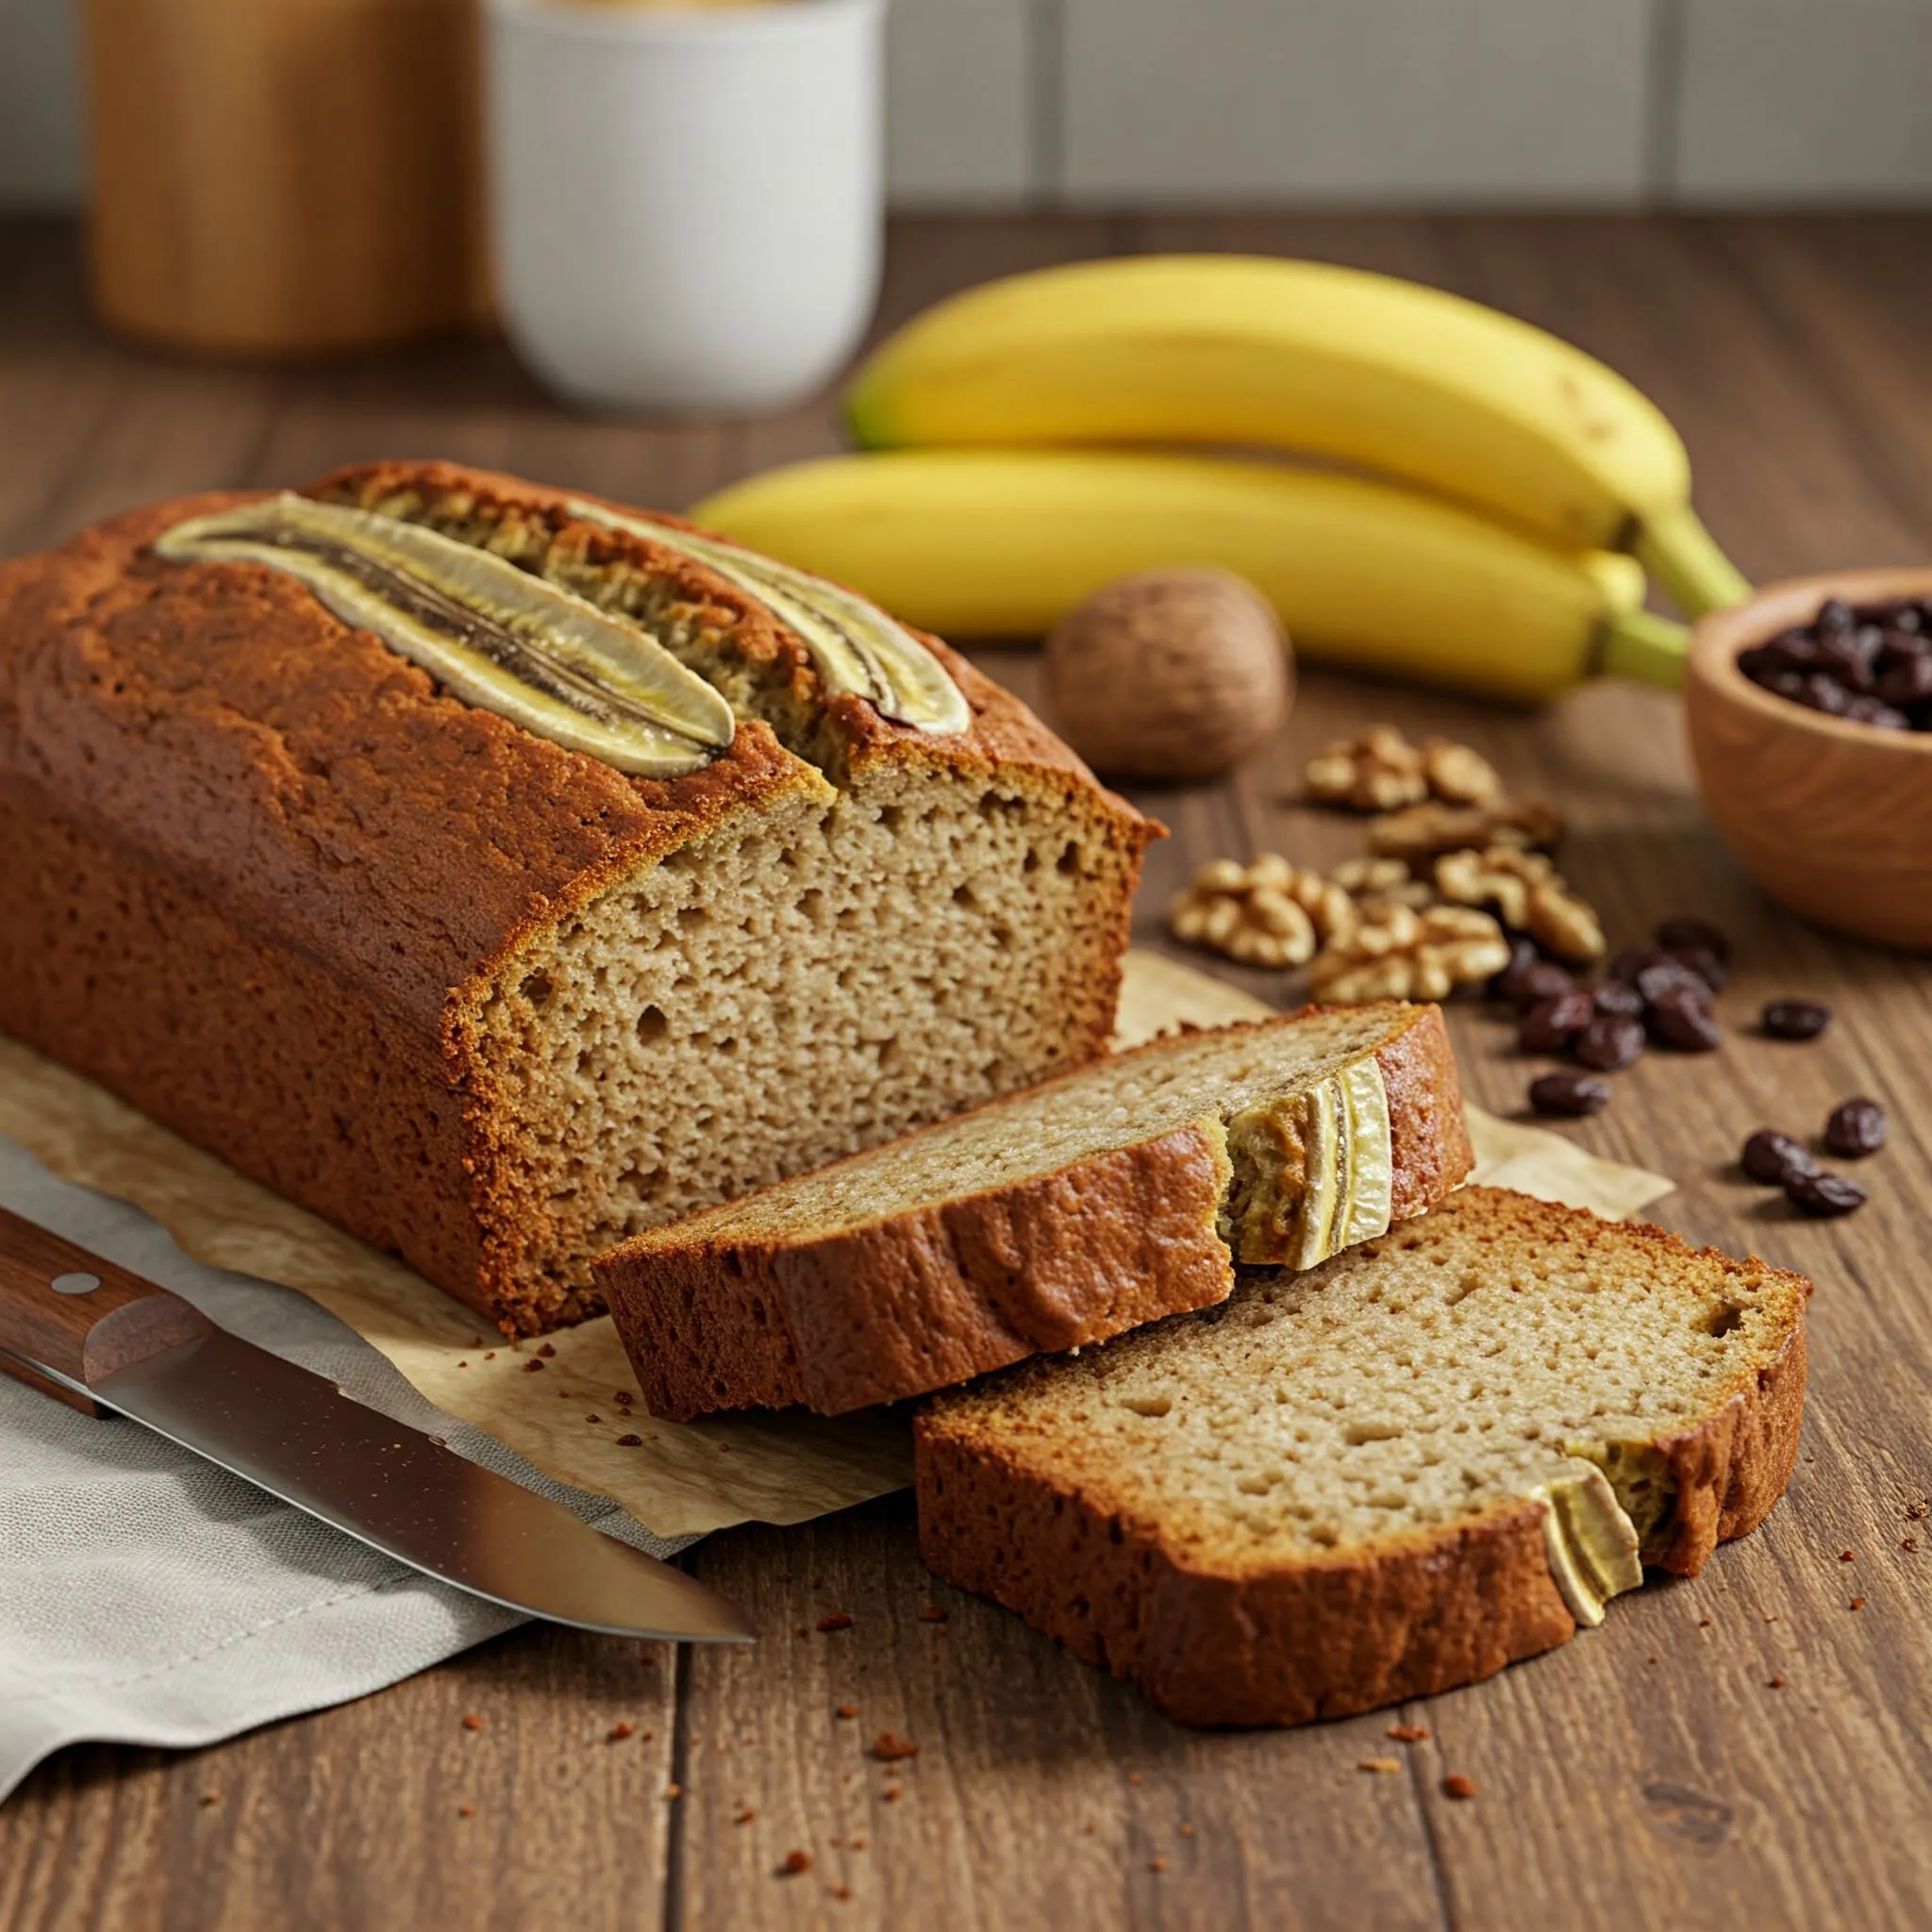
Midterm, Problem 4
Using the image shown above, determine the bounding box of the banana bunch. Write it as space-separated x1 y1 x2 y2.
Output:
691 256 1749 700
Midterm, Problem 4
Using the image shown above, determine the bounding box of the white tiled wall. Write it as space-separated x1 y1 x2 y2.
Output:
4 0 1931 210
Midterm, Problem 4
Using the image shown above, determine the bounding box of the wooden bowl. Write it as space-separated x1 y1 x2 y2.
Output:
1686 568 1932 950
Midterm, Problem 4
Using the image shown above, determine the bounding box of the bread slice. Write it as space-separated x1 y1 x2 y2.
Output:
598 1002 1472 1419
915 1188 1809 1727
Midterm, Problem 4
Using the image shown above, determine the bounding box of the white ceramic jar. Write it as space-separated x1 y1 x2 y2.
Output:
486 0 884 415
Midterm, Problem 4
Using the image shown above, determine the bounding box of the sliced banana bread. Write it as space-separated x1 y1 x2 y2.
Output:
0 459 1153 1335
915 1187 1809 1727
598 1002 1472 1418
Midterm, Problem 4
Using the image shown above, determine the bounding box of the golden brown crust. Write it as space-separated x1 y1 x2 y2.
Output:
600 1005 1472 1420
911 1189 1810 1728
0 460 1153 1330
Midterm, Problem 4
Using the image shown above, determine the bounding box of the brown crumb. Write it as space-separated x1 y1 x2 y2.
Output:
1840 1549 1856 1562
1699 1619 1712 1628
1768 1674 1786 1689
457 1361 468 1369
1904 1538 1921 1553
871 1731 919 1761
614 1391 635 1405
615 1434 643 1447
1907 1503 1927 1522
664 1784 683 1801
538 1342 557 1357
883 1786 903 1803
1850 1597 1867 1610
523 1357 544 1374
793 1625 810 1638
458 1804 475 1819
483 1351 496 1360
734 1807 757 1825
199 1790 219 1808
586 1414 601 1424
608 1723 635 1742
1648 1654 1659 1665
1126 1772 1143 1787
780 1850 812 1876
461 1714 483 1732
850 1835 868 1851
836 1703 858 1720
918 1606 949 1624
1358 1757 1402 1775
1080 1822 1096 1836
1149 1858 1169 1874
1387 1724 1430 1743
1441 1774 1477 1801
829 1886 852 1902
1178 1822 1195 1839
817 1612 855 1632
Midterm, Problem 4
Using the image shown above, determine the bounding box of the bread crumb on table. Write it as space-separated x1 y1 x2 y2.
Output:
780 1850 812 1876
1850 1597 1868 1610
1768 1674 1787 1689
918 1606 949 1624
1358 1757 1403 1775
1387 1724 1430 1743
1441 1774 1477 1801
883 1786 903 1803
1126 1772 1143 1787
615 1434 643 1447
457 1805 475 1819
1177 1823 1195 1839
460 1714 482 1732
608 1723 635 1742
817 1613 855 1632
1149 1858 1169 1874
836 1703 858 1720
734 1807 756 1825
871 1732 920 1762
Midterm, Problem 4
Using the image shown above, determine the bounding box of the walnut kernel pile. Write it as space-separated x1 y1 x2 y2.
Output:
1168 855 1354 967
1304 727 1505 814
1435 847 1606 964
1307 904 1512 1003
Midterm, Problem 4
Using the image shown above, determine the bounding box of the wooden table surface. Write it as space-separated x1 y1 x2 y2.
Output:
3 211 1931 1932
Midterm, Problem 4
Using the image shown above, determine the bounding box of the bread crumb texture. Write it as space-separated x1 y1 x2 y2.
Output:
916 1188 1808 1726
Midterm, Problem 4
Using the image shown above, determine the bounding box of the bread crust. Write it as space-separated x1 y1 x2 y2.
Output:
912 1190 1810 1728
600 1003 1473 1420
0 462 1152 1330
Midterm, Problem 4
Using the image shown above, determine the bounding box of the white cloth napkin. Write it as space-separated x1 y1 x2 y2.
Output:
0 1134 691 1804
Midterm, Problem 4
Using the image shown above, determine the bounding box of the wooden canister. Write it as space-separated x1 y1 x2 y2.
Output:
86 0 491 357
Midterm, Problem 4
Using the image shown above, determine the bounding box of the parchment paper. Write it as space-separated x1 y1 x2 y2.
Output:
0 951 1672 1539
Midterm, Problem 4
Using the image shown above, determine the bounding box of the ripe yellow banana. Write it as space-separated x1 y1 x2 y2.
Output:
690 449 1686 705
844 256 1747 619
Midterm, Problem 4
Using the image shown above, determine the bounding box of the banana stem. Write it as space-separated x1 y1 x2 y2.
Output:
1634 506 1752 618
1598 608 1689 691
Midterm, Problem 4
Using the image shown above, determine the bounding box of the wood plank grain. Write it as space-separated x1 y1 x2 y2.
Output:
0 1626 680 1932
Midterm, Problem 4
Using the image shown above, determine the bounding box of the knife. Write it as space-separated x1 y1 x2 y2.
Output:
0 1205 753 1644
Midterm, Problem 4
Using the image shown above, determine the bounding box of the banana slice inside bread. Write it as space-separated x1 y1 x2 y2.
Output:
597 1003 1472 1418
914 1187 1810 1727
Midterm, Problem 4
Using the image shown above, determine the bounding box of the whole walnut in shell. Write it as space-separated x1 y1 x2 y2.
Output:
1043 570 1292 782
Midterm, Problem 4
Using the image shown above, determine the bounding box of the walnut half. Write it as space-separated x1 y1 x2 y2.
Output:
1435 846 1606 964
1307 903 1512 1003
1305 727 1505 814
1169 854 1355 969
1368 798 1565 867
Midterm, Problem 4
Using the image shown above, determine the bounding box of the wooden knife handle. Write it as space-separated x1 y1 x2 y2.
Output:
0 1206 214 1416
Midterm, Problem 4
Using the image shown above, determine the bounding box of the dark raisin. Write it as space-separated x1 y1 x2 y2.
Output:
1529 1073 1610 1118
1839 694 1911 730
1669 945 1727 992
1574 1013 1645 1071
1646 986 1724 1052
1761 998 1831 1041
1742 1129 1816 1185
1823 1096 1886 1158
1490 934 1541 1002
1655 916 1731 964
1785 1171 1867 1218
1503 959 1576 1012
1814 596 1855 641
1877 653 1932 708
1518 989 1596 1055
1816 634 1877 692
1788 673 1853 716
1633 957 1713 1008
1591 980 1645 1019
1609 945 1673 984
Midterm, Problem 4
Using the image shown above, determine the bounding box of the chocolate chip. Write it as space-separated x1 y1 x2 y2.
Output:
1529 1073 1610 1117
1785 1170 1867 1218
1646 985 1724 1052
1655 916 1731 964
1574 1013 1645 1071
1518 990 1596 1055
1824 1096 1886 1158
1742 1129 1816 1185
1762 998 1831 1041
1591 980 1645 1019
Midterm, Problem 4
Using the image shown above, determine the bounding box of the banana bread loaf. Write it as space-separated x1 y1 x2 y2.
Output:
0 459 1154 1334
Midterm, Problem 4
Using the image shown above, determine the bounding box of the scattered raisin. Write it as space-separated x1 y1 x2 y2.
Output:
1500 957 1576 1012
1656 915 1731 963
871 1732 920 1761
1741 1129 1815 1185
1591 979 1645 1019
1517 989 1595 1054
1645 985 1723 1052
1785 1171 1867 1218
1823 1096 1886 1158
1529 1073 1610 1118
1574 1014 1644 1071
1761 998 1830 1041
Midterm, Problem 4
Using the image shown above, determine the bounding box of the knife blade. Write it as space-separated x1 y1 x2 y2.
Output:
0 1205 752 1643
